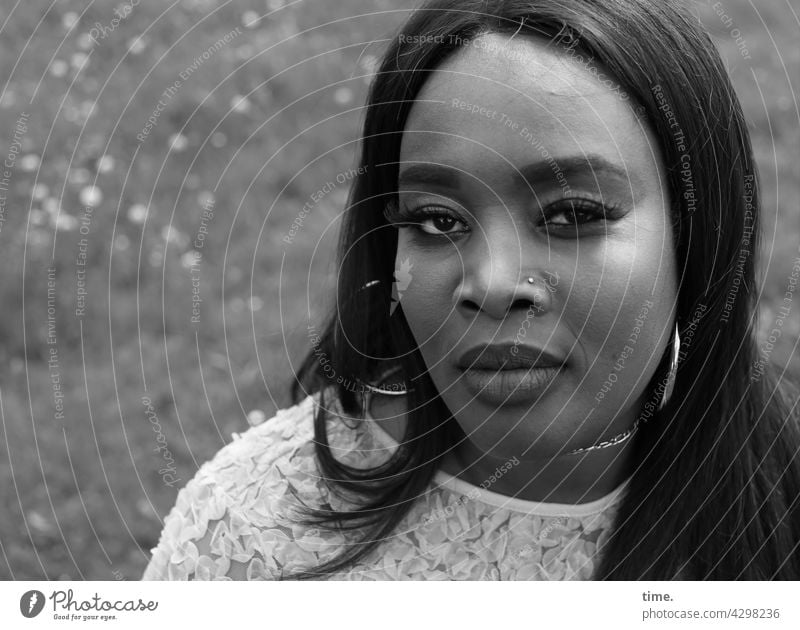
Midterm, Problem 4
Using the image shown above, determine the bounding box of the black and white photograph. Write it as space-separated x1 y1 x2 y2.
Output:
1 0 799 622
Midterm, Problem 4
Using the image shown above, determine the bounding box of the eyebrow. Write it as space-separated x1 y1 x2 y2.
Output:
397 155 637 190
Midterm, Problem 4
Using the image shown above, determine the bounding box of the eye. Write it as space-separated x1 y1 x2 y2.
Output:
413 210 468 236
384 200 469 239
541 198 619 227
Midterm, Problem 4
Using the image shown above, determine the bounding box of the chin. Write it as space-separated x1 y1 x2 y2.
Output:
456 410 553 449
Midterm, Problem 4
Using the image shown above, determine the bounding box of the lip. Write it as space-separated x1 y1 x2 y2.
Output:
454 342 565 405
456 342 564 370
458 365 562 405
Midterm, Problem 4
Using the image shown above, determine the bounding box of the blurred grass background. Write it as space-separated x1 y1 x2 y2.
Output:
0 0 797 580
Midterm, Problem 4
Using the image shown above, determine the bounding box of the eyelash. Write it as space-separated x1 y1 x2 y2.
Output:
383 198 623 239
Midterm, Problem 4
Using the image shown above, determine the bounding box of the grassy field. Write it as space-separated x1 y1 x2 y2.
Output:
0 0 797 580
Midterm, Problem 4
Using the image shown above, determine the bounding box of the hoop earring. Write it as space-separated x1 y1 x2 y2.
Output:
354 364 415 395
358 279 381 292
658 322 681 411
353 281 415 395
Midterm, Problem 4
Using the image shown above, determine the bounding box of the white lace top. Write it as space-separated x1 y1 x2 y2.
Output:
141 388 630 580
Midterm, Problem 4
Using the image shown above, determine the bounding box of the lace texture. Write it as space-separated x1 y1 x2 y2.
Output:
142 389 628 580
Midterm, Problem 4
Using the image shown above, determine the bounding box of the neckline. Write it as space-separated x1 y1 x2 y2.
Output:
363 402 631 518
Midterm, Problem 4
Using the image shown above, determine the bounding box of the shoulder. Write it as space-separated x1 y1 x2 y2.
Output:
141 388 375 580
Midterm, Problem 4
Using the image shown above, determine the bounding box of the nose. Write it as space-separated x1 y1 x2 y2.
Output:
455 229 554 321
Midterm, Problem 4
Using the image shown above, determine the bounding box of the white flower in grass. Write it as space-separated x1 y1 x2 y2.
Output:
62 12 79 29
180 250 201 269
160 225 188 247
52 213 78 231
77 33 95 50
127 203 148 224
32 183 49 200
248 296 263 311
0 89 17 108
242 10 260 28
231 95 251 114
128 36 146 55
71 53 88 70
169 133 188 152
43 198 60 215
20 154 40 171
50 60 68 77
197 190 215 207
97 155 115 173
28 510 53 534
79 185 102 207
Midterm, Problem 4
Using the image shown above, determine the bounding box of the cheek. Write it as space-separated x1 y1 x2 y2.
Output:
566 228 677 396
394 244 454 346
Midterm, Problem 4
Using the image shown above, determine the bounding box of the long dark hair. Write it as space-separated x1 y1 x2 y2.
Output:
287 0 800 579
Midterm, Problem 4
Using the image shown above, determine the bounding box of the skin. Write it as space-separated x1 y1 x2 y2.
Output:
377 33 678 503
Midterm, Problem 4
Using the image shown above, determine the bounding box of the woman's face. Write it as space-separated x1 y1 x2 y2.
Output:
392 33 678 459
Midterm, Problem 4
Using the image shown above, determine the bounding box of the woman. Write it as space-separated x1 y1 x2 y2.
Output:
143 0 800 580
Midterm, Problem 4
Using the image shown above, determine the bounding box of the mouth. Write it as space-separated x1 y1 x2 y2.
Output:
455 343 564 405
458 365 562 405
456 342 564 371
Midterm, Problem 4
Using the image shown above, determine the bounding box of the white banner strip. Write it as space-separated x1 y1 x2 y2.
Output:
1 581 798 629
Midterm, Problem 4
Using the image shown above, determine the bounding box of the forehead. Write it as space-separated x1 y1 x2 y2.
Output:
399 33 657 189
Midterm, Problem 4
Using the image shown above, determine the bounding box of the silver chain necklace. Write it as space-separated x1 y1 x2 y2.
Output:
563 417 643 455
